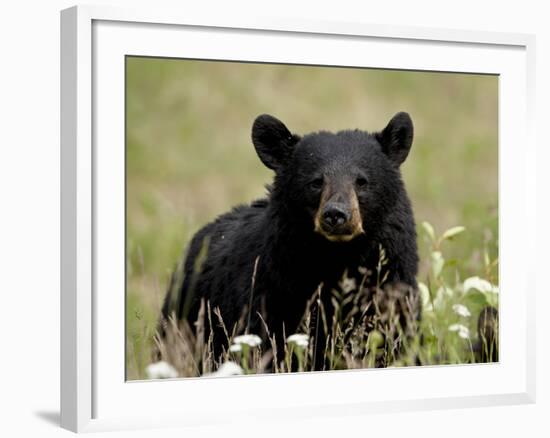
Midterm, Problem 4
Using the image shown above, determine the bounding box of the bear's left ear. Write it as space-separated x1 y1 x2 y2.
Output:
375 112 414 166
252 114 300 171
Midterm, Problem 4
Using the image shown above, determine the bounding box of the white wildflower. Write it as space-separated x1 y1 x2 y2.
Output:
448 323 470 339
145 361 178 379
206 361 244 377
232 334 262 348
286 333 309 348
452 303 471 317
463 276 495 294
229 343 242 353
458 327 470 339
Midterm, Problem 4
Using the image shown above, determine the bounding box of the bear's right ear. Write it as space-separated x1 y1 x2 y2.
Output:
252 114 299 171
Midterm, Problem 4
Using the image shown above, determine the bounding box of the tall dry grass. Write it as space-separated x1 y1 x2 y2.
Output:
143 226 498 379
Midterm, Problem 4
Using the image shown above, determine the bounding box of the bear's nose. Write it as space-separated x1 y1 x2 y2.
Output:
322 205 350 228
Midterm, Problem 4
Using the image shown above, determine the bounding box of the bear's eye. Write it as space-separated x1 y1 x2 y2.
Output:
309 178 324 190
356 177 368 188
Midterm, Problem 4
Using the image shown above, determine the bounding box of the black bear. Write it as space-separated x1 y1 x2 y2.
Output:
159 112 419 370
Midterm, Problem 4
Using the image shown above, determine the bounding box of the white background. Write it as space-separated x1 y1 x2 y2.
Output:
0 1 547 437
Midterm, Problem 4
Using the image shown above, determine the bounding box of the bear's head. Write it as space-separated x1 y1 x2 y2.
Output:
251 112 414 242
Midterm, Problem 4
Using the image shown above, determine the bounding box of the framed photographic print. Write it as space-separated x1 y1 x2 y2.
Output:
61 5 536 433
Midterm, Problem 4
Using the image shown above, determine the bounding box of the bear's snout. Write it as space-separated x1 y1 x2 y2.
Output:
322 203 350 228
315 187 365 242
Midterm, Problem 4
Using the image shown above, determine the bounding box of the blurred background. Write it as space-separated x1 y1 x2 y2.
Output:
126 57 498 379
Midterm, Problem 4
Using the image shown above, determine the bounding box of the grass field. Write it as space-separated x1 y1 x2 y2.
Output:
125 57 498 380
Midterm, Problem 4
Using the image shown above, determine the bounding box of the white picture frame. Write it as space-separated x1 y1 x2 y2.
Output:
60 5 536 433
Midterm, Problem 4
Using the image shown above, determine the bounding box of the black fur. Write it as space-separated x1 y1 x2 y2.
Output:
160 113 419 368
